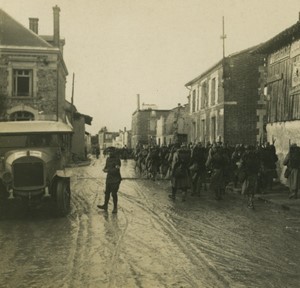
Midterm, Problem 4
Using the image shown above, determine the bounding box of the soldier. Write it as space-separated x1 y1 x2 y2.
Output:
169 144 191 201
206 143 229 200
283 143 300 199
97 147 122 213
189 142 207 197
240 145 261 209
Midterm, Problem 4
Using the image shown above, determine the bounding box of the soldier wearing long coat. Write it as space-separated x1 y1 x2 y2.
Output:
169 145 191 201
206 144 229 200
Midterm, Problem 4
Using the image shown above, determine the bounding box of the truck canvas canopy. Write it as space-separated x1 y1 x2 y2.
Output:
0 121 73 135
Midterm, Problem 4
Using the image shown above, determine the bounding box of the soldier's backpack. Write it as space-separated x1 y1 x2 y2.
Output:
243 150 260 175
177 148 191 167
173 148 191 177
289 146 300 169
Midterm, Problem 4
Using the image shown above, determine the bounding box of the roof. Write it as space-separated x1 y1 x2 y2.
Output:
253 21 300 54
185 45 259 87
74 112 93 125
0 9 52 48
0 121 73 134
64 100 93 125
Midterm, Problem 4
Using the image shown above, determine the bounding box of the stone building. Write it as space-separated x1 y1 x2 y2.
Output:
131 94 170 148
98 127 119 150
131 108 170 148
156 103 190 146
65 101 92 161
185 47 265 146
253 17 300 180
115 127 132 149
0 6 68 123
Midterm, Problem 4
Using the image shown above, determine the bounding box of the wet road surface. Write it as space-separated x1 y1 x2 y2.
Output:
0 157 299 288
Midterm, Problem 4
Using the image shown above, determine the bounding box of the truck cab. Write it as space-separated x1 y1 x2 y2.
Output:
0 121 73 216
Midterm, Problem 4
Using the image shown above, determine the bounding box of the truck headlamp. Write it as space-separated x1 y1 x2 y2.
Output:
2 171 12 184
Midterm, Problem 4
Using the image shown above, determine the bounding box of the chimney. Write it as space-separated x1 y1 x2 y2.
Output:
29 18 39 34
137 94 140 111
53 5 60 47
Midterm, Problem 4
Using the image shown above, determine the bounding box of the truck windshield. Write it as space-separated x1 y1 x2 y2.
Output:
0 134 59 148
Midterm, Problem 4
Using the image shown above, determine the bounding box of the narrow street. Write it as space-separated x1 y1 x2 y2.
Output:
0 157 299 288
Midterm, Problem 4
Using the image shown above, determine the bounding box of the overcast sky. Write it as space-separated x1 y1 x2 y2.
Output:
1 0 299 134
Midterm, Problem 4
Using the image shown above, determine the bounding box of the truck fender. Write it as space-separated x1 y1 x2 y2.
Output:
56 169 72 178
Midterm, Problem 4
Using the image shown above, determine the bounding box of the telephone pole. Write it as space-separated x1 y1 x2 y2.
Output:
220 16 227 59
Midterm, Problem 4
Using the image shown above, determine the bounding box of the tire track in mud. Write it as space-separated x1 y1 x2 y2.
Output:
105 210 130 288
67 163 133 287
121 178 297 286
63 165 103 286
119 181 231 288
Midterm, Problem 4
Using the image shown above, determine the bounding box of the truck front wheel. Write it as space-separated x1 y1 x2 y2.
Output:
56 179 71 216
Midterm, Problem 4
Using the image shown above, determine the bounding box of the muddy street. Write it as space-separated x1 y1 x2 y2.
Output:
0 157 299 288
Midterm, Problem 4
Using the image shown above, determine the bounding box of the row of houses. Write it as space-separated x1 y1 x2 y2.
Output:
131 14 300 182
0 7 92 161
131 46 265 148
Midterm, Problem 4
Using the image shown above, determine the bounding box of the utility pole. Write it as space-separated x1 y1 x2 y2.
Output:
220 16 227 59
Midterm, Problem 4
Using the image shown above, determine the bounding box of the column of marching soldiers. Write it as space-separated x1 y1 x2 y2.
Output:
110 141 299 209
132 141 281 209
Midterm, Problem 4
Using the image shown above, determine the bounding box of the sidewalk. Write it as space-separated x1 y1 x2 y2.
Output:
233 182 300 213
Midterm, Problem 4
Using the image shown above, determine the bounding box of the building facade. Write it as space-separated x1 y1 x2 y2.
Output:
254 18 300 181
185 47 265 146
156 104 190 146
131 108 170 148
65 101 92 160
0 7 68 123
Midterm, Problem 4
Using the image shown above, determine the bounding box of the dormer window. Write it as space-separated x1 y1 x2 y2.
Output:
13 69 32 97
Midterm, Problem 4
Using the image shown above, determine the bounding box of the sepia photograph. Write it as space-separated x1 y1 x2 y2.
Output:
0 0 299 287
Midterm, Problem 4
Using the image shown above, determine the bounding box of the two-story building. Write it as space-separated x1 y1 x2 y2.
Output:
0 6 68 123
185 47 265 146
131 94 170 148
253 17 300 180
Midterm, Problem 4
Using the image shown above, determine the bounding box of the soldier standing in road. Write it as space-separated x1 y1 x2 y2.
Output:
97 148 122 213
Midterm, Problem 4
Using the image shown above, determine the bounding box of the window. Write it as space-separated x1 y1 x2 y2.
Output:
192 89 196 112
201 82 207 108
211 78 216 106
10 111 34 121
197 87 200 111
13 69 32 97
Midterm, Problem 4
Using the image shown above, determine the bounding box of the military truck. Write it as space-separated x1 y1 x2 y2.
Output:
0 121 73 216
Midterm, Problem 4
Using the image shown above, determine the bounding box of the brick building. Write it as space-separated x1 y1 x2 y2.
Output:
131 108 170 148
253 17 300 181
131 94 169 148
185 47 265 146
0 6 68 123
